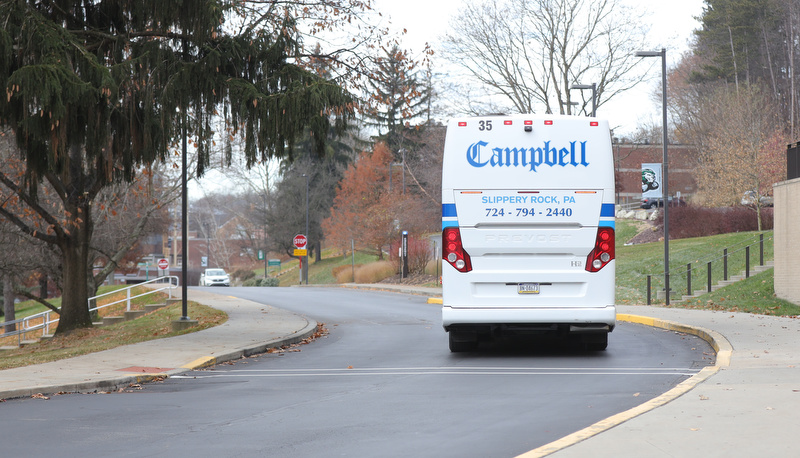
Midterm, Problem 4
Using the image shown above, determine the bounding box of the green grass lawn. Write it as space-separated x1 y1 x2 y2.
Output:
678 267 799 315
614 220 799 316
615 221 774 303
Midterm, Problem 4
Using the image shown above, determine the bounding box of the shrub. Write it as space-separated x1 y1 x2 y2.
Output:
354 261 396 283
242 277 260 286
242 277 280 287
424 259 443 277
232 268 256 281
261 277 280 287
333 264 361 283
389 236 434 274
655 205 773 239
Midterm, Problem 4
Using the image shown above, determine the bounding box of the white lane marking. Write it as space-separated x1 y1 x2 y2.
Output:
171 366 702 378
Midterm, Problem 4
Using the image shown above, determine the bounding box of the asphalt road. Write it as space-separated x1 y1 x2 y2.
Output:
1 287 713 457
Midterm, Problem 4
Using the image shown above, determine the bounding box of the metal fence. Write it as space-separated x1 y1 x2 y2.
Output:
1 276 179 346
645 233 772 304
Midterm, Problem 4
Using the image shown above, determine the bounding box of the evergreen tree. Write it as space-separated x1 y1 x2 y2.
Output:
362 45 431 157
693 0 783 88
0 1 353 333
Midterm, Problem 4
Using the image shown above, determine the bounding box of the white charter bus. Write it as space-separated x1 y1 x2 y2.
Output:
441 114 616 352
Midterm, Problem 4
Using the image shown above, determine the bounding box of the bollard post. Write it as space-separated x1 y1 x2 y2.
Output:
687 263 692 296
723 248 728 281
646 275 651 305
707 261 712 293
746 246 750 278
760 233 764 266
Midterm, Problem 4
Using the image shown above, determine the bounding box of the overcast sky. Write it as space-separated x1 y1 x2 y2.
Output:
371 0 706 136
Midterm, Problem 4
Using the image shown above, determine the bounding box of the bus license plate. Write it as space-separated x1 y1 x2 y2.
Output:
518 283 540 294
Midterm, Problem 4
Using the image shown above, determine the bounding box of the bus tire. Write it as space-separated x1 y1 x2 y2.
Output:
584 333 608 351
449 331 478 352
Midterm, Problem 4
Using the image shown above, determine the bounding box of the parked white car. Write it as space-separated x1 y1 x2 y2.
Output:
200 268 230 286
741 190 773 207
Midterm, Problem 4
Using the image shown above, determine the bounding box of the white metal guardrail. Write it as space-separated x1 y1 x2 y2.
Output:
1 276 179 345
88 276 179 313
0 313 59 347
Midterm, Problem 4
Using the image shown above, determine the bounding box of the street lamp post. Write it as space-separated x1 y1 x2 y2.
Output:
636 48 670 305
570 83 597 117
180 100 190 321
301 173 310 285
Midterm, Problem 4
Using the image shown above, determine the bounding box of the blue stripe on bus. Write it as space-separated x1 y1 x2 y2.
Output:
442 220 459 230
442 203 457 217
599 220 615 229
600 203 615 217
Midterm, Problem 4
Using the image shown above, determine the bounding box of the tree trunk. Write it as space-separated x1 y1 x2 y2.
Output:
54 200 94 334
756 205 763 232
38 274 48 299
56 241 93 333
3 274 15 333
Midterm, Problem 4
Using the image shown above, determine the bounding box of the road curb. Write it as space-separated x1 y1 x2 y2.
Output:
617 313 732 367
516 313 733 458
176 318 320 372
0 319 319 401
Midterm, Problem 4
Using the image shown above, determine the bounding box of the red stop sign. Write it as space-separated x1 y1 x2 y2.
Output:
157 258 169 270
293 234 308 249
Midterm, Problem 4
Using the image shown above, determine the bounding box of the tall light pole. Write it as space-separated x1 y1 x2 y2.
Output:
301 173 310 285
179 88 190 321
570 83 597 117
636 48 670 305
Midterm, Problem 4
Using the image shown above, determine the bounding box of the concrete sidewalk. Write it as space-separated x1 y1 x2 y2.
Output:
537 305 800 458
0 289 317 400
2 285 799 457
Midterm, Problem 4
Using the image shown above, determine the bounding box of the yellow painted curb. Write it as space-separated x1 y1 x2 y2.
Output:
427 297 443 304
516 313 732 458
181 356 218 370
617 313 732 367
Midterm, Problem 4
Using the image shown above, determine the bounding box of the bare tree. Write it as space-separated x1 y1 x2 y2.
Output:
692 84 787 229
441 0 650 115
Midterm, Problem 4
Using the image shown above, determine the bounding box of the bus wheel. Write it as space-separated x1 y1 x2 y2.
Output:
584 333 608 351
449 331 478 352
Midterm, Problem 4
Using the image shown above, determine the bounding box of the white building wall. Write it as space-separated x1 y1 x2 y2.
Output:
773 178 800 304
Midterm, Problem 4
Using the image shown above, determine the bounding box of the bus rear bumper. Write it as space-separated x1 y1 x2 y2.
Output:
442 305 616 332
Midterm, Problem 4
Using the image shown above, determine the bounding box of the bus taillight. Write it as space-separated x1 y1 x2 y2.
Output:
586 227 615 272
443 227 472 273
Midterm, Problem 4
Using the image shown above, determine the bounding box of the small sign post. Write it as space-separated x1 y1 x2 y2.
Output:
293 234 307 284
157 258 169 277
401 231 409 278
268 259 281 276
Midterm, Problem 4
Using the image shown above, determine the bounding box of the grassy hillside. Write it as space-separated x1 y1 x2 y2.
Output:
615 220 774 305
